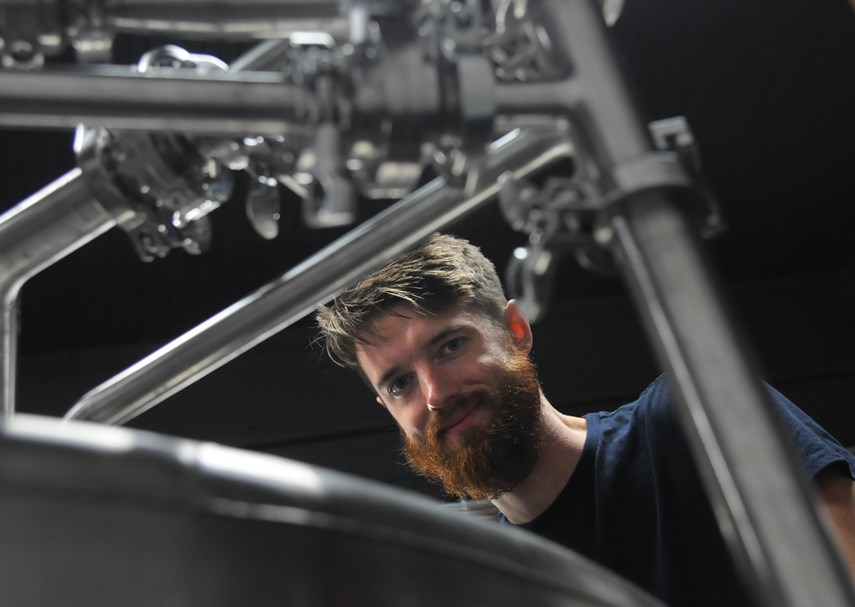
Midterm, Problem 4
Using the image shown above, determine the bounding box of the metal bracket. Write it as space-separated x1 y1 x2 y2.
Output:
74 46 236 261
502 116 720 321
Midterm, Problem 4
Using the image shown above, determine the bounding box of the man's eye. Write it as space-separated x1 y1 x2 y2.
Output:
443 338 464 354
388 376 410 396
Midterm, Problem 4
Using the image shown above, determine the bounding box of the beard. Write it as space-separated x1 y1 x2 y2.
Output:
402 348 543 500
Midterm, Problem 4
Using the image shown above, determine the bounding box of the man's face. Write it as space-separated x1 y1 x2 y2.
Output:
355 303 543 499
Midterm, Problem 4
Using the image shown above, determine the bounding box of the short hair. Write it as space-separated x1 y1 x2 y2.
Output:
315 233 507 371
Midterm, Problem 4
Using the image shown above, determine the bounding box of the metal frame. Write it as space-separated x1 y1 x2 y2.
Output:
0 0 852 605
0 170 116 416
63 128 573 425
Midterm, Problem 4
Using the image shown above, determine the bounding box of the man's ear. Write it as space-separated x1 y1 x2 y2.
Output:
503 299 533 353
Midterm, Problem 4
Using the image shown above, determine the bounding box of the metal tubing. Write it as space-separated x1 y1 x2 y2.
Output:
0 169 116 415
104 0 349 39
65 129 572 425
610 193 855 607
525 0 652 168
0 40 290 416
498 1 855 603
0 68 312 135
228 39 291 72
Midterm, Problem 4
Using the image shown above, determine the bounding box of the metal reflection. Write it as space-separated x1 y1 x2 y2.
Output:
0 0 851 605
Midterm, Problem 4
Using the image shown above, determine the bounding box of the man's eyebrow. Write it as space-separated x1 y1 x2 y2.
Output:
378 366 402 391
377 325 470 390
424 325 469 350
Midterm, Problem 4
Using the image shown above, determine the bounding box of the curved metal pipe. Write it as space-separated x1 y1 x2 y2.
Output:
0 169 116 415
65 128 573 425
0 39 297 418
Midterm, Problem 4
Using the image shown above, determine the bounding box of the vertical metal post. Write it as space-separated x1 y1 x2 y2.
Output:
609 193 855 606
513 0 855 603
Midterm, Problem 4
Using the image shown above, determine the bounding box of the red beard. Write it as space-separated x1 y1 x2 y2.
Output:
402 348 543 500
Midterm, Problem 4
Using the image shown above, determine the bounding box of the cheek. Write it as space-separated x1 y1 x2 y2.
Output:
472 353 510 384
384 403 423 436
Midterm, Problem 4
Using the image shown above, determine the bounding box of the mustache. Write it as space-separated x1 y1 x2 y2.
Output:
427 391 490 438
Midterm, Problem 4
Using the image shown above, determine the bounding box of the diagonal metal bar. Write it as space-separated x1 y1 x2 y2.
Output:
65 128 572 425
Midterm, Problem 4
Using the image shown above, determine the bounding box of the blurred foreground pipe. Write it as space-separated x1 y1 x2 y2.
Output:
610 193 855 607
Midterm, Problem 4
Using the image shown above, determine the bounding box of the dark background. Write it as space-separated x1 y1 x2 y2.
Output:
1 0 854 499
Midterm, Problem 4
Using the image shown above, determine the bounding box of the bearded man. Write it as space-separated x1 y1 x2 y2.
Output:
315 233 855 606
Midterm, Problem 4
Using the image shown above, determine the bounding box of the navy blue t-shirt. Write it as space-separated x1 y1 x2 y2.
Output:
517 376 855 606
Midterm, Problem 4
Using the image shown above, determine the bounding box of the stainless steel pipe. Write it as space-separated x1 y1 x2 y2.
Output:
610 193 855 607
0 68 312 135
103 0 349 39
0 169 117 415
65 128 573 425
508 0 855 602
0 40 295 417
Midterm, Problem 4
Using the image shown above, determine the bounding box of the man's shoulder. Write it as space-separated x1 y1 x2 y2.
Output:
595 375 677 433
585 376 693 480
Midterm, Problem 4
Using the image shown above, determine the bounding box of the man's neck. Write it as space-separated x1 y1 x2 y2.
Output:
491 398 587 524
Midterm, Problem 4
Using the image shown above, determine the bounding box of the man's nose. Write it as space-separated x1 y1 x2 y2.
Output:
420 366 451 412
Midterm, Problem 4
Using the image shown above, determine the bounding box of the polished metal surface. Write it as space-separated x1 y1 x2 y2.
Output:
0 68 311 135
0 169 116 416
0 39 292 417
0 413 663 606
1 0 850 603
65 128 573 426
610 194 855 606
491 1 855 604
103 0 349 39
0 0 349 66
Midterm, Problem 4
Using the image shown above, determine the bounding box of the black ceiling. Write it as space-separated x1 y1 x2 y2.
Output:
1 0 854 496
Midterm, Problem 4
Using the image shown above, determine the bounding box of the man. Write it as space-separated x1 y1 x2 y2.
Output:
316 233 855 606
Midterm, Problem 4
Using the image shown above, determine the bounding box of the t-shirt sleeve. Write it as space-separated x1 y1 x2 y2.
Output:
766 384 855 480
647 375 855 481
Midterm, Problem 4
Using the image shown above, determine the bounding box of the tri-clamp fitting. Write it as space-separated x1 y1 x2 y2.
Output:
500 114 720 322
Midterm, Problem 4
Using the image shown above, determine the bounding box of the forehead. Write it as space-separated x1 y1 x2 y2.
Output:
367 302 491 337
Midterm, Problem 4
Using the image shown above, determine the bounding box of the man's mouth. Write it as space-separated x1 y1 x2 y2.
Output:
439 400 481 437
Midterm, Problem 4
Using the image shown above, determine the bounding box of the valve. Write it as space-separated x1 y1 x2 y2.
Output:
75 46 236 261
